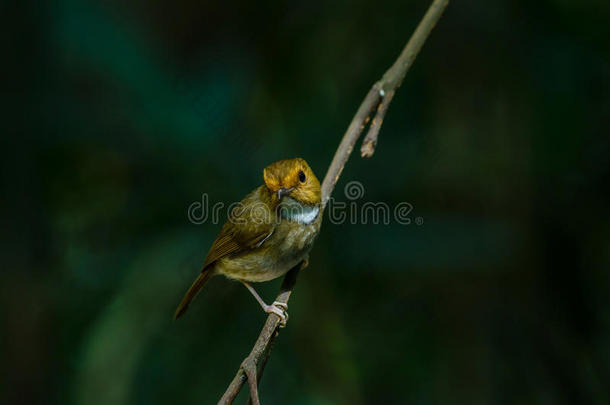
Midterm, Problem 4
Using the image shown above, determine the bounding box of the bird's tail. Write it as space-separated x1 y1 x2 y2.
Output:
174 269 214 320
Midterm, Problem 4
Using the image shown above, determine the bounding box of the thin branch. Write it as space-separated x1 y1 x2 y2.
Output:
218 0 448 403
360 88 395 158
323 0 448 199
218 269 298 405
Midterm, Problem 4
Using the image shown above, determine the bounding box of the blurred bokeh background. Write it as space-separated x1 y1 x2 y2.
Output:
2 0 610 404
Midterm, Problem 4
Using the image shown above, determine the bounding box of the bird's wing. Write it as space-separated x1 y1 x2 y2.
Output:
202 186 276 269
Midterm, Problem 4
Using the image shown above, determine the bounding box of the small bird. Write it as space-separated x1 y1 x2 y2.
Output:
174 158 322 325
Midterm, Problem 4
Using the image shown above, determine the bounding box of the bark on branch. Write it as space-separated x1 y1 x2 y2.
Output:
218 1 448 403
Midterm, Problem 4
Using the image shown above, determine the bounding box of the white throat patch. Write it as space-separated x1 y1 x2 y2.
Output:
280 197 320 225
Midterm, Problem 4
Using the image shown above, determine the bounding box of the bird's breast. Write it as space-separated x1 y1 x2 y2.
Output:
277 220 319 255
217 214 321 282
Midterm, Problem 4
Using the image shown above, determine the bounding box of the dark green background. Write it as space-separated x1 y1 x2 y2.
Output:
3 0 610 404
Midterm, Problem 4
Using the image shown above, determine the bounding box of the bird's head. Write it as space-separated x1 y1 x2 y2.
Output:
263 158 321 206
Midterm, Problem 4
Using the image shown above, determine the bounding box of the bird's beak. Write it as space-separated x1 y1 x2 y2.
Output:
277 187 294 199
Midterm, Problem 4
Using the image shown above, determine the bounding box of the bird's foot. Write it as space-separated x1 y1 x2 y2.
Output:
263 301 289 327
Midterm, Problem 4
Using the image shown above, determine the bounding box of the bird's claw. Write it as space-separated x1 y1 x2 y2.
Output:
264 301 289 327
272 301 288 310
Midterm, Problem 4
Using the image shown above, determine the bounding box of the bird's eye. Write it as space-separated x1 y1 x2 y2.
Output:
298 170 306 183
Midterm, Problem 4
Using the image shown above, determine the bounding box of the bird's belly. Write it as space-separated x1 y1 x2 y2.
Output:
217 221 319 282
